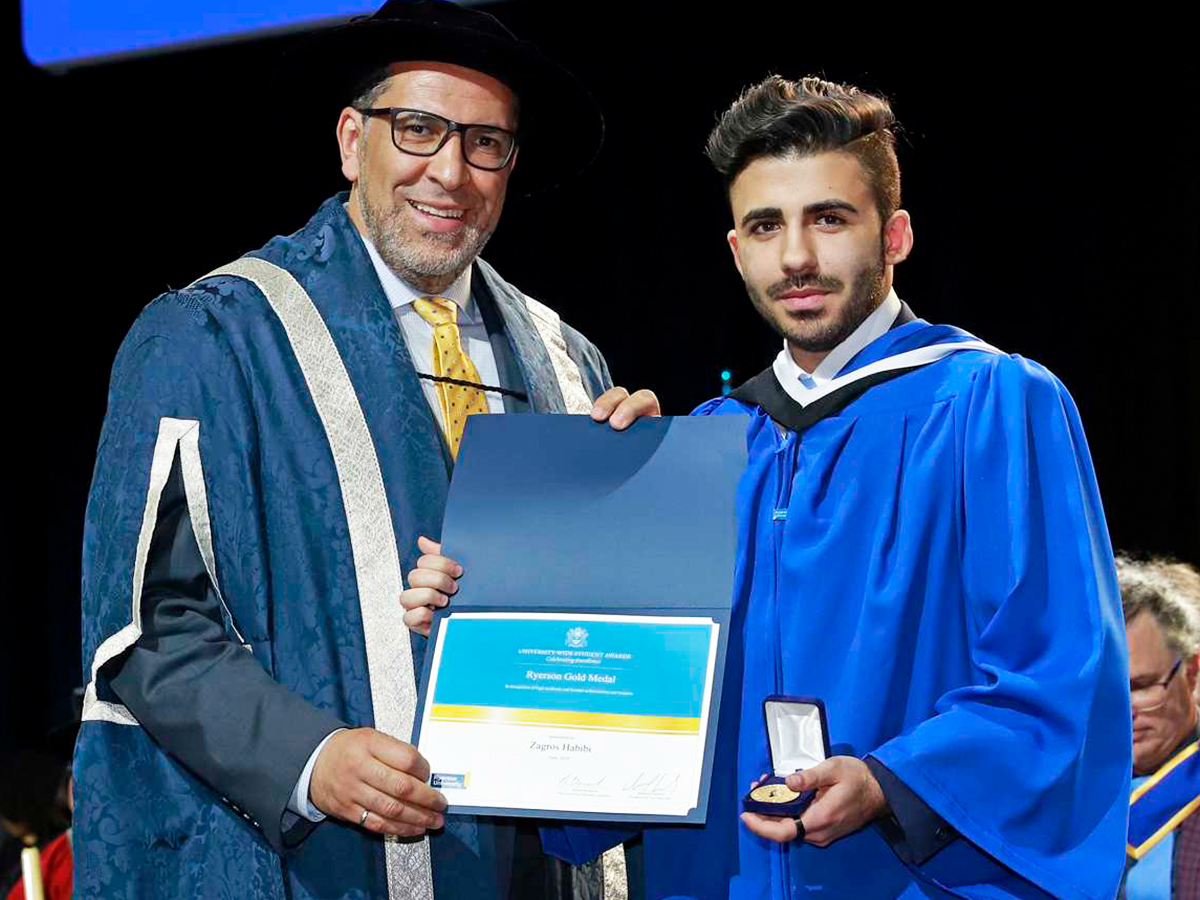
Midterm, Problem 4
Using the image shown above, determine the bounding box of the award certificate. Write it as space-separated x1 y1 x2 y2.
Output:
417 611 721 819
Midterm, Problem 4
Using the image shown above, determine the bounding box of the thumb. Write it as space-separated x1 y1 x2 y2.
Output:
786 759 836 792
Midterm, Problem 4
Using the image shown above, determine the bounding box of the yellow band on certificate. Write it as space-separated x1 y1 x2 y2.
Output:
431 703 701 734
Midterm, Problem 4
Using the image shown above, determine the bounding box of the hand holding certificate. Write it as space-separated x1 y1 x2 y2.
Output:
411 415 745 823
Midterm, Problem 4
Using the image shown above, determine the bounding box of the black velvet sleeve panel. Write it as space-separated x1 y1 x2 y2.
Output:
105 450 348 854
865 755 958 865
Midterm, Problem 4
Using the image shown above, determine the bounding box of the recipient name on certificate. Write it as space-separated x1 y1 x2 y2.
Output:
417 611 721 819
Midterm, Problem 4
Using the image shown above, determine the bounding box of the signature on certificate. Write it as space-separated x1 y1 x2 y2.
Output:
622 771 681 798
558 773 608 795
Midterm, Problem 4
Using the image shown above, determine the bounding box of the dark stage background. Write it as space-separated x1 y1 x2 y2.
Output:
6 3 1197 750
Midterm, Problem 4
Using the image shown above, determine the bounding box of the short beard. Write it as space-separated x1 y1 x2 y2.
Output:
356 141 495 295
746 249 887 356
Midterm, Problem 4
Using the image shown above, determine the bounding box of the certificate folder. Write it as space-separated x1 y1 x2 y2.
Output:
414 415 745 824
437 414 743 610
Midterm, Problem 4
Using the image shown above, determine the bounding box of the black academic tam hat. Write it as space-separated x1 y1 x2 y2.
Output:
286 0 604 196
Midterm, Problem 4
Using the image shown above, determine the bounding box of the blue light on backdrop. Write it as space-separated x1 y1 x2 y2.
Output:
22 0 379 68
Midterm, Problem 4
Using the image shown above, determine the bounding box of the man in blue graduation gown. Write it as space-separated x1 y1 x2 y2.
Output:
1118 556 1200 899
411 75 1131 899
73 3 656 898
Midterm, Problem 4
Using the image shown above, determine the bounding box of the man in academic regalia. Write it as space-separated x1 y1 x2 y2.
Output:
409 76 1132 900
1118 556 1200 899
72 2 656 898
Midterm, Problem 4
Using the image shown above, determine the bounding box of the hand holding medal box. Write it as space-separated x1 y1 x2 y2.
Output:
742 696 831 820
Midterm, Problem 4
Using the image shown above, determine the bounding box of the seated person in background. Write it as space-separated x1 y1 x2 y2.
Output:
0 750 73 900
1119 554 1200 899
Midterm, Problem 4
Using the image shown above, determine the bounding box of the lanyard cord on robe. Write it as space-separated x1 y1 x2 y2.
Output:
413 297 493 458
417 373 528 400
414 288 528 397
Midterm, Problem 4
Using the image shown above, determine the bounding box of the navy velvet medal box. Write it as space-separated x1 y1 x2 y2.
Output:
741 695 831 819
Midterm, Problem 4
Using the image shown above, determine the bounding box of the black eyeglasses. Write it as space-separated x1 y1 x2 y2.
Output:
356 107 518 171
1130 657 1184 712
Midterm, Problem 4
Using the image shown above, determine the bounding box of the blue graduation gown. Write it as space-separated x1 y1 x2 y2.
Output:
547 319 1129 900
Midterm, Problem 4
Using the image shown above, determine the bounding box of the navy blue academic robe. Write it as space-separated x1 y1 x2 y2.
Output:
548 319 1130 900
74 194 612 899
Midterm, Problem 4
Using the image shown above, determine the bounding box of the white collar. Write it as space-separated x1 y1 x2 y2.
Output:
773 289 902 399
360 232 477 323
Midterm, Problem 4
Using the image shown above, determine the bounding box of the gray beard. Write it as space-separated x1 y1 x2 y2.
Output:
746 252 887 355
356 160 493 295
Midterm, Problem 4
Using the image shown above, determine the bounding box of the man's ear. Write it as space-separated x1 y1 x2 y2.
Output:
337 107 365 183
727 229 744 278
1185 652 1200 693
882 209 913 265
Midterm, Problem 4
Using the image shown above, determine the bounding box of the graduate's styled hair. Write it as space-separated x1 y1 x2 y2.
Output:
705 75 901 224
1118 554 1200 658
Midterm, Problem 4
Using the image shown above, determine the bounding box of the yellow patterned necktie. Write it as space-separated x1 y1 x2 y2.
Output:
412 297 490 458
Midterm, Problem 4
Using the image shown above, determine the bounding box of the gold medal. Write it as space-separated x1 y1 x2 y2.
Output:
750 783 800 803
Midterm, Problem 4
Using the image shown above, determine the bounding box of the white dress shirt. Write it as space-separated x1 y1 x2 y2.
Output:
772 289 903 405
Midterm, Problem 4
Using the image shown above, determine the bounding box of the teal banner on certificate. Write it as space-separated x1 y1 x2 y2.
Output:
432 616 712 727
